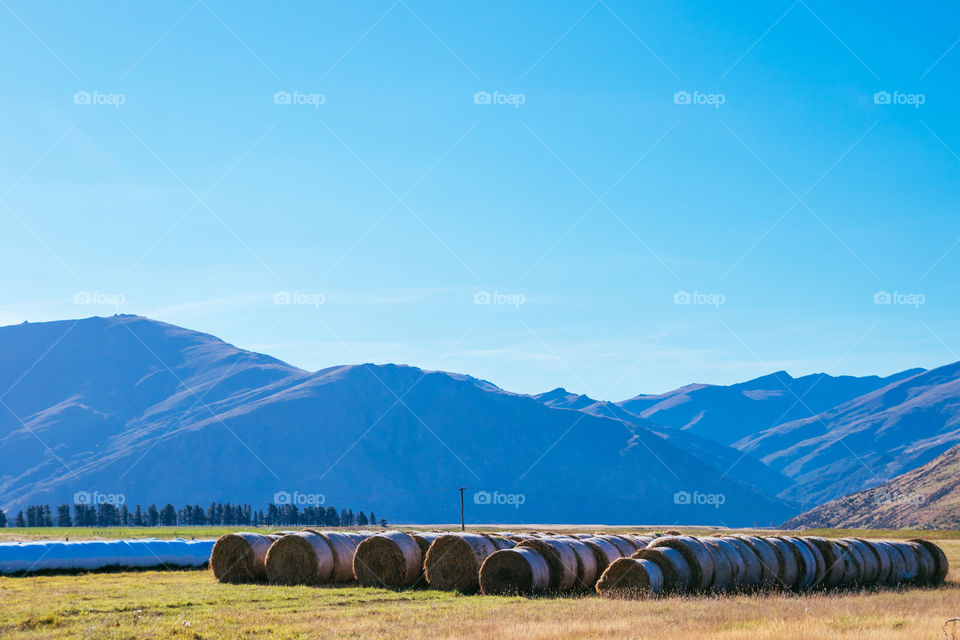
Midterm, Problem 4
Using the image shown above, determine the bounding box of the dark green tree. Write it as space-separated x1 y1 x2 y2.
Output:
160 503 177 526
147 504 160 526
56 504 72 527
15 510 25 527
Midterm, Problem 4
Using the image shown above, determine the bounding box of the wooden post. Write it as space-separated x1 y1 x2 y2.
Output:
459 487 466 531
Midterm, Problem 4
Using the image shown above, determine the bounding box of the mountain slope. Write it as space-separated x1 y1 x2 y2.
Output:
783 443 960 529
738 362 960 507
0 316 796 525
617 369 923 446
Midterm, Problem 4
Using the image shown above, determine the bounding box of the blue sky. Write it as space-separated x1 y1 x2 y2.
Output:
1 0 959 398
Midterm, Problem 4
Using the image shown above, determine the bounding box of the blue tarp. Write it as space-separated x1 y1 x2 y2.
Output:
0 538 216 573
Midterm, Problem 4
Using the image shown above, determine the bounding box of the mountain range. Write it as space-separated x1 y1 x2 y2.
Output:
2 315 959 526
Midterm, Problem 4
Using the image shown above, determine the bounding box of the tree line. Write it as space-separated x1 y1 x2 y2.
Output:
0 503 385 528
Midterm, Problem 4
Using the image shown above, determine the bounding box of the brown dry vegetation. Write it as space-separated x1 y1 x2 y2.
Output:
1 530 959 639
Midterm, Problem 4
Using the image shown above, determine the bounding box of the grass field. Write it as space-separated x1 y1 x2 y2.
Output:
2 528 959 639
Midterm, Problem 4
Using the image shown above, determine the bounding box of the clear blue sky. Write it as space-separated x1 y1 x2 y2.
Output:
2 0 959 398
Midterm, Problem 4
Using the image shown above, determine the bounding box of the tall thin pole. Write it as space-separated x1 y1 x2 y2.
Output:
458 487 466 531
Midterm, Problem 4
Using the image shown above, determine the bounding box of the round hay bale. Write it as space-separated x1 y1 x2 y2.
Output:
720 536 762 590
554 537 599 590
793 537 826 589
352 531 423 589
487 536 516 551
735 536 781 589
210 532 279 583
595 558 664 599
802 537 844 589
860 539 891 586
479 547 551 595
410 532 444 559
647 536 714 592
833 540 863 587
594 534 636 557
518 538 579 592
780 536 816 591
632 546 692 594
904 541 936 585
765 538 799 590
843 539 878 585
873 540 906 584
570 533 595 539
701 538 734 593
424 533 498 593
611 535 641 551
709 537 746 591
632 535 655 549
320 532 368 583
889 541 920 583
264 532 335 585
910 539 949 585
581 537 622 577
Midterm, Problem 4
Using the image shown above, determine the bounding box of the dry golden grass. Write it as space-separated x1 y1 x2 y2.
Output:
1 531 959 639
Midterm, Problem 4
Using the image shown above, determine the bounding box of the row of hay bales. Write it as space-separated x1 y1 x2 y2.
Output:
210 530 948 599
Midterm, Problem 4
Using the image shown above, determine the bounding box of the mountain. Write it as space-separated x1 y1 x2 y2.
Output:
533 388 793 494
0 316 796 525
783 443 960 529
617 369 924 446
738 362 960 507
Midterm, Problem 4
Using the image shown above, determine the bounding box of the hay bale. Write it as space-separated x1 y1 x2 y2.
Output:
264 532 335 585
889 541 920 583
320 532 368 583
570 533 595 539
903 541 935 585
611 535 641 551
352 531 423 589
479 547 551 595
555 537 599 589
793 537 826 589
581 537 622 577
872 540 906 584
486 536 517 551
595 558 664 598
709 537 746 591
632 546 692 594
701 538 733 593
424 533 498 593
778 537 814 591
832 540 862 587
210 532 279 583
594 534 636 557
647 536 714 592
761 537 796 590
910 539 949 585
843 538 878 585
721 536 762 590
802 537 844 589
735 536 780 589
517 538 579 592
631 535 655 549
860 539 892 586
410 532 444 559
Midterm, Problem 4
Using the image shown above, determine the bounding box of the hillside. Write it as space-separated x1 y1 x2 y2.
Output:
0 316 795 525
783 442 960 529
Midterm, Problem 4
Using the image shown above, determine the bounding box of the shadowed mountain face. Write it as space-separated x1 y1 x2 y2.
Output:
736 362 960 508
616 369 923 446
0 316 795 525
783 442 960 529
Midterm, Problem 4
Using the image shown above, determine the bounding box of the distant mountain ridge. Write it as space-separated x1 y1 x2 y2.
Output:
0 315 795 525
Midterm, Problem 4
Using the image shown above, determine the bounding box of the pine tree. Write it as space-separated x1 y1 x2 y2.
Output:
160 504 177 526
57 504 72 527
327 507 339 527
42 505 53 527
134 505 144 526
340 508 349 527
15 510 25 527
0 508 7 527
368 512 376 527
356 511 368 526
147 504 160 526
